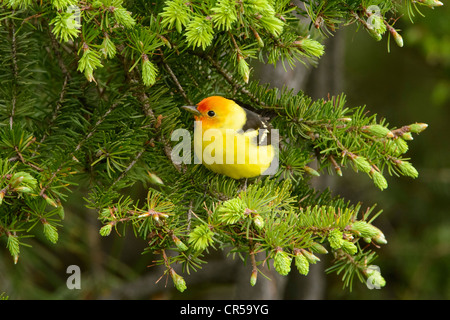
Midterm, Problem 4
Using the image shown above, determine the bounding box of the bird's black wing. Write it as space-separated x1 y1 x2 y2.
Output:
241 108 272 147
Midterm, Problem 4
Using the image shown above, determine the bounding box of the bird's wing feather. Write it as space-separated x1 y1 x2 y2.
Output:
240 108 272 146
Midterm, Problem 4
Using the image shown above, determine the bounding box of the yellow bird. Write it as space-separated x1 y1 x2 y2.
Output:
182 96 275 179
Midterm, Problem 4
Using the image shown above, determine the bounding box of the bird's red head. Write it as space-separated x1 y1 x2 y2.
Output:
196 96 229 115
182 96 246 131
194 96 237 130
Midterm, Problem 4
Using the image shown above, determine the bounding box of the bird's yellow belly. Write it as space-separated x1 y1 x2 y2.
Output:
194 128 274 179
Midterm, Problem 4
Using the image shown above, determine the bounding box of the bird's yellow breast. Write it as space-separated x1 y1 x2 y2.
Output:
193 125 274 179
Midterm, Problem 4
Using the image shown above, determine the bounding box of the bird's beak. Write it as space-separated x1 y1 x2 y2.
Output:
182 105 201 116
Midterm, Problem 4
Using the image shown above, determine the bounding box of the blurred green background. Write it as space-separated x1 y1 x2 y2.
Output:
1 5 449 300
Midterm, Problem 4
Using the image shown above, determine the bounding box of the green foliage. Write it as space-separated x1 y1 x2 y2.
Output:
0 0 441 294
50 12 81 42
273 249 292 276
51 0 78 10
294 250 310 275
77 45 104 82
185 15 214 50
188 224 215 252
211 0 238 31
160 0 191 33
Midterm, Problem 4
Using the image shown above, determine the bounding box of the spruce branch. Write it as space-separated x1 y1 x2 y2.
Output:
7 18 17 130
74 101 120 153
249 239 259 286
202 53 262 105
111 139 153 188
161 56 193 105
124 65 182 173
39 99 120 198
33 23 71 156
34 74 69 152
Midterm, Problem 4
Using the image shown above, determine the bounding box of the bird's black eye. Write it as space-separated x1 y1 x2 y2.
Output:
207 110 215 117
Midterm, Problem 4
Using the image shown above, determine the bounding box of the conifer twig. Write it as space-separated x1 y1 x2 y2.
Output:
48 24 71 77
32 27 72 157
144 101 181 173
329 155 342 176
187 200 193 232
161 57 193 105
74 102 119 153
125 66 182 173
8 18 18 130
12 144 43 172
40 101 120 196
32 75 69 157
249 239 258 284
117 47 181 172
111 139 152 187
202 54 263 106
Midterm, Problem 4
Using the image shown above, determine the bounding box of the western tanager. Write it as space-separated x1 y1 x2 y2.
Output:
182 96 275 179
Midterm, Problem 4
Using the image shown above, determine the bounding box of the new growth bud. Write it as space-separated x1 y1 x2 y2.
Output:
99 223 113 236
148 172 164 185
172 235 188 251
418 0 443 6
370 169 388 191
350 221 387 244
251 28 264 47
409 123 428 134
237 55 250 83
393 138 409 155
373 232 388 245
390 28 404 47
368 28 382 41
43 221 59 244
142 56 158 86
365 265 386 289
352 156 372 173
363 124 393 138
216 197 246 225
14 186 33 193
310 242 328 255
250 270 258 286
342 240 357 255
42 194 58 207
294 38 325 58
188 224 214 252
294 249 309 276
401 132 413 141
300 248 320 264
328 229 344 249
252 213 265 230
397 160 419 178
10 172 37 188
303 165 320 177
170 269 187 293
273 248 292 276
